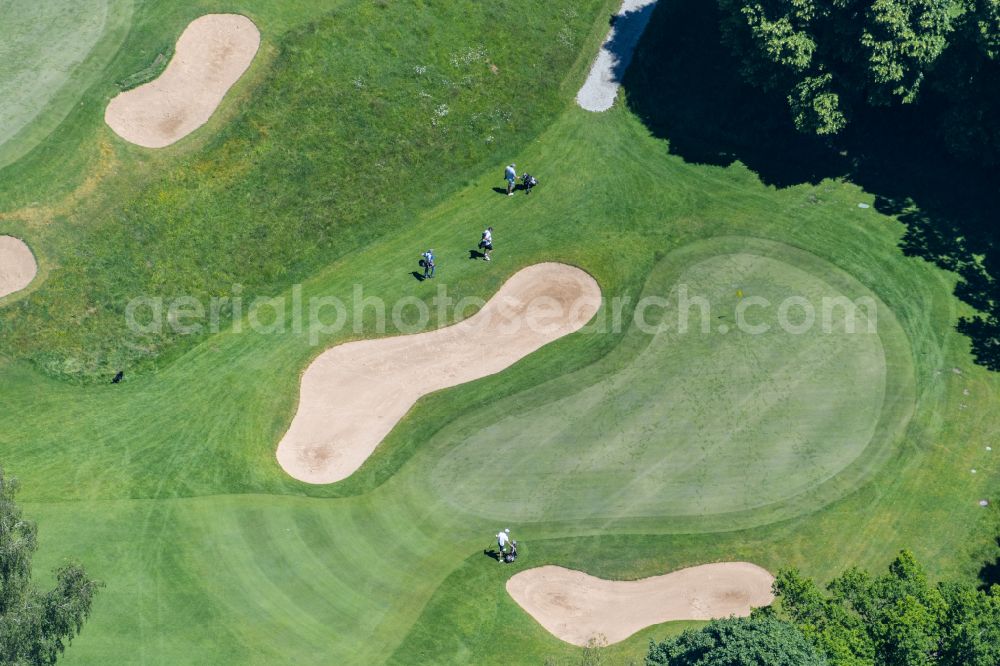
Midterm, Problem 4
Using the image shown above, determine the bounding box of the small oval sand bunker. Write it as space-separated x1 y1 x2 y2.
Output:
105 14 260 148
0 236 38 299
277 263 602 484
507 563 775 646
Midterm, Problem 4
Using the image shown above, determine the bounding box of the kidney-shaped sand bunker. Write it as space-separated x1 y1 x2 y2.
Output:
277 263 602 484
105 14 260 148
0 236 38 299
507 562 775 646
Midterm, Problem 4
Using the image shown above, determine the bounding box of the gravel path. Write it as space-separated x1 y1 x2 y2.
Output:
577 0 658 112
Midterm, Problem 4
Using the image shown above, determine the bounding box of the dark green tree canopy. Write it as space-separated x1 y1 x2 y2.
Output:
645 552 1000 666
718 0 961 134
0 469 100 665
776 550 1000 666
716 0 1000 165
645 612 828 666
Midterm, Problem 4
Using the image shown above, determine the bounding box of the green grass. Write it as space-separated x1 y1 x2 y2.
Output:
1 0 1000 664
0 0 606 382
431 237 912 527
0 0 133 170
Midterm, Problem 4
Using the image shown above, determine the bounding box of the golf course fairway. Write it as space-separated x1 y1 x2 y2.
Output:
0 0 997 664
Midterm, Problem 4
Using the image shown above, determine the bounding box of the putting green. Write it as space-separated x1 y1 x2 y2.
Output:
0 0 131 168
433 237 914 526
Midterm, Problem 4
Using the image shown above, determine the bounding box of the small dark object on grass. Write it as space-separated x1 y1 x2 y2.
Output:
112 371 124 384
521 173 538 194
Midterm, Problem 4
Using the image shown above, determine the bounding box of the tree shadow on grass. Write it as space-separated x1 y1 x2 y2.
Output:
980 537 1000 590
603 2 659 85
623 0 1000 370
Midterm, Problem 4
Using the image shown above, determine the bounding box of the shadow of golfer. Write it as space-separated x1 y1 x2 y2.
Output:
469 249 485 260
410 271 426 282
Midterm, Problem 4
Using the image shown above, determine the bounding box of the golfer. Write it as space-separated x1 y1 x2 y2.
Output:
421 249 435 279
504 164 516 196
496 528 511 556
479 227 493 261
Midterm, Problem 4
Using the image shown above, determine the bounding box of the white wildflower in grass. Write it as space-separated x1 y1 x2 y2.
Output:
435 104 449 117
450 45 488 68
492 106 513 122
485 135 495 144
414 65 427 75
557 27 574 48
353 77 364 89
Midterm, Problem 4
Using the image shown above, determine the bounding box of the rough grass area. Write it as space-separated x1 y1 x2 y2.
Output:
0 0 606 382
115 48 173 92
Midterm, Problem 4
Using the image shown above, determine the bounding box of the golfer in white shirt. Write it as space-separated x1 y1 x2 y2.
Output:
479 227 493 261
497 528 511 555
504 164 516 196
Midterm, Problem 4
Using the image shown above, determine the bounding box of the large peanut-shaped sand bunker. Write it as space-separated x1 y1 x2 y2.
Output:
0 236 38 299
507 563 775 646
105 14 260 148
277 263 602 484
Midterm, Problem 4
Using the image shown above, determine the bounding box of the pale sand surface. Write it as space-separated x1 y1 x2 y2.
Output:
277 263 602 484
577 0 658 112
507 562 775 646
105 14 260 148
0 236 37 299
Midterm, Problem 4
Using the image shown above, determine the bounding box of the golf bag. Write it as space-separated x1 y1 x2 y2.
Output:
503 540 518 563
521 174 537 194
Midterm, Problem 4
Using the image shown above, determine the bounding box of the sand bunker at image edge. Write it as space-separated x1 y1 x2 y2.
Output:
0 236 38 299
276 262 603 485
507 562 775 646
104 14 260 148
